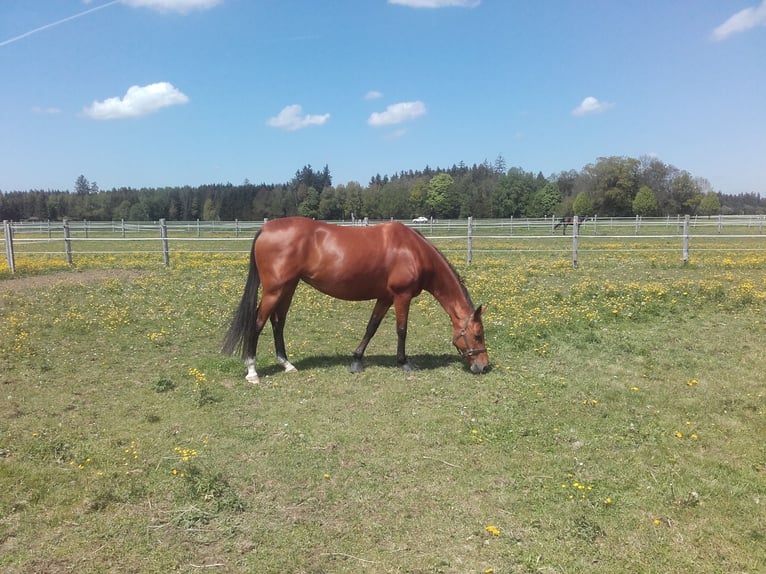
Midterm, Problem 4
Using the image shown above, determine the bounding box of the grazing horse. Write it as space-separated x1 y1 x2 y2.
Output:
553 215 589 235
222 217 489 383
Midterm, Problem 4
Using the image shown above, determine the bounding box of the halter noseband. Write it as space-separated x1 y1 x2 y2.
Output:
453 314 486 359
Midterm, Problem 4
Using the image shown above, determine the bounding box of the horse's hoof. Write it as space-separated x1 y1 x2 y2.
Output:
284 364 298 373
349 361 364 374
245 374 260 384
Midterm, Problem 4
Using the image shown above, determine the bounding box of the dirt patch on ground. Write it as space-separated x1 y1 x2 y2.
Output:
0 269 146 293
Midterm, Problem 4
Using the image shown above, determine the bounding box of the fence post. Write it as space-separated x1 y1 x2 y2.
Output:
717 214 723 234
682 214 690 265
160 219 170 267
197 219 201 238
121 219 126 239
3 220 15 274
235 218 240 238
466 216 473 265
635 214 640 235
63 220 73 265
572 215 580 268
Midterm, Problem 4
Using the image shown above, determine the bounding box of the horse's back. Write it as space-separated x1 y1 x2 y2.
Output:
259 217 421 259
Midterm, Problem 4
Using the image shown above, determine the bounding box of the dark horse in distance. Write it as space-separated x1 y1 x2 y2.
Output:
553 215 589 235
222 217 489 383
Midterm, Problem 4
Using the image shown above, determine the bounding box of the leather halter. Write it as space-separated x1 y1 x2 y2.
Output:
453 314 486 359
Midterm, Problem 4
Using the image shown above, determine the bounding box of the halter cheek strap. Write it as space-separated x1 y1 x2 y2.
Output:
452 314 487 358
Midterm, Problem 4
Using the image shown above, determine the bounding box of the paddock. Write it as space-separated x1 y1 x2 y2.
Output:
1 221 765 572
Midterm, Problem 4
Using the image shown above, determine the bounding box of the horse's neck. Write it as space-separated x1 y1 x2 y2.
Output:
425 250 473 328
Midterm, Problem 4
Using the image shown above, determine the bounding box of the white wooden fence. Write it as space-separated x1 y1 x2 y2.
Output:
3 215 766 275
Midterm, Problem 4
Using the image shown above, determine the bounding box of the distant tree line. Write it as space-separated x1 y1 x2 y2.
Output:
1 156 763 222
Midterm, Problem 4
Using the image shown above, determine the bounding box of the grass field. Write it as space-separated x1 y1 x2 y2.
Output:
1 229 765 573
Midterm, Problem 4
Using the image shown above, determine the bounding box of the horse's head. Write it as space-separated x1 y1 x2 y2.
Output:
453 305 489 374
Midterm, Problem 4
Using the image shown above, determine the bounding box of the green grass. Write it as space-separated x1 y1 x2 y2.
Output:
1 236 765 573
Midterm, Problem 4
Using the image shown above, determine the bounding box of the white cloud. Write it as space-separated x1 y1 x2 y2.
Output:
267 104 330 131
83 82 189 120
711 0 766 41
365 90 384 100
368 101 427 126
572 96 614 117
121 0 223 12
388 0 480 7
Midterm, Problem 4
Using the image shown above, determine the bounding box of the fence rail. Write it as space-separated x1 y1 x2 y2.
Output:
3 215 766 275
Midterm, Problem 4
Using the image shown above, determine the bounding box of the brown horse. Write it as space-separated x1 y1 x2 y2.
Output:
222 217 489 383
553 215 589 235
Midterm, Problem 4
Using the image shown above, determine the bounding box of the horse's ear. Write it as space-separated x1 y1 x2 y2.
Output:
474 304 487 320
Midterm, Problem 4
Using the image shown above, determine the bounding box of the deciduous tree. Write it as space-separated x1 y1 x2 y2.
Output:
632 186 658 216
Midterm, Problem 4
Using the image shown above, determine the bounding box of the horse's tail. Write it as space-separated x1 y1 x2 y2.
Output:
222 232 262 359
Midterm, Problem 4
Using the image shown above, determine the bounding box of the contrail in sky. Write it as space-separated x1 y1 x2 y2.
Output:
0 1 120 47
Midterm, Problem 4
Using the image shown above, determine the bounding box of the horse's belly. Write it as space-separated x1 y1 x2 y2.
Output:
303 275 388 301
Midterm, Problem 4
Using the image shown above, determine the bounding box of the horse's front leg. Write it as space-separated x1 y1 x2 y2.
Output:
393 296 416 372
350 299 392 373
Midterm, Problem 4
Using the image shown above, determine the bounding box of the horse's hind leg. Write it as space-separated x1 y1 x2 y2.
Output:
244 315 267 384
245 357 259 384
270 285 298 374
244 290 285 384
351 299 392 373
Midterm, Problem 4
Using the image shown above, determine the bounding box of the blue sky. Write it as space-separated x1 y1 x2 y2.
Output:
1 0 764 195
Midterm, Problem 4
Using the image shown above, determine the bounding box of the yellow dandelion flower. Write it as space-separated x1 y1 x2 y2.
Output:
485 525 501 536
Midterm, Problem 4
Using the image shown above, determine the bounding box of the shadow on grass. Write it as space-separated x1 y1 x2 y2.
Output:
256 352 468 377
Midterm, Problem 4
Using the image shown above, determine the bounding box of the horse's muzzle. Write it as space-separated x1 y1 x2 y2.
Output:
470 359 489 374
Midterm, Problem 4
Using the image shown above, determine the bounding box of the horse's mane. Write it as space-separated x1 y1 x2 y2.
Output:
412 228 475 309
